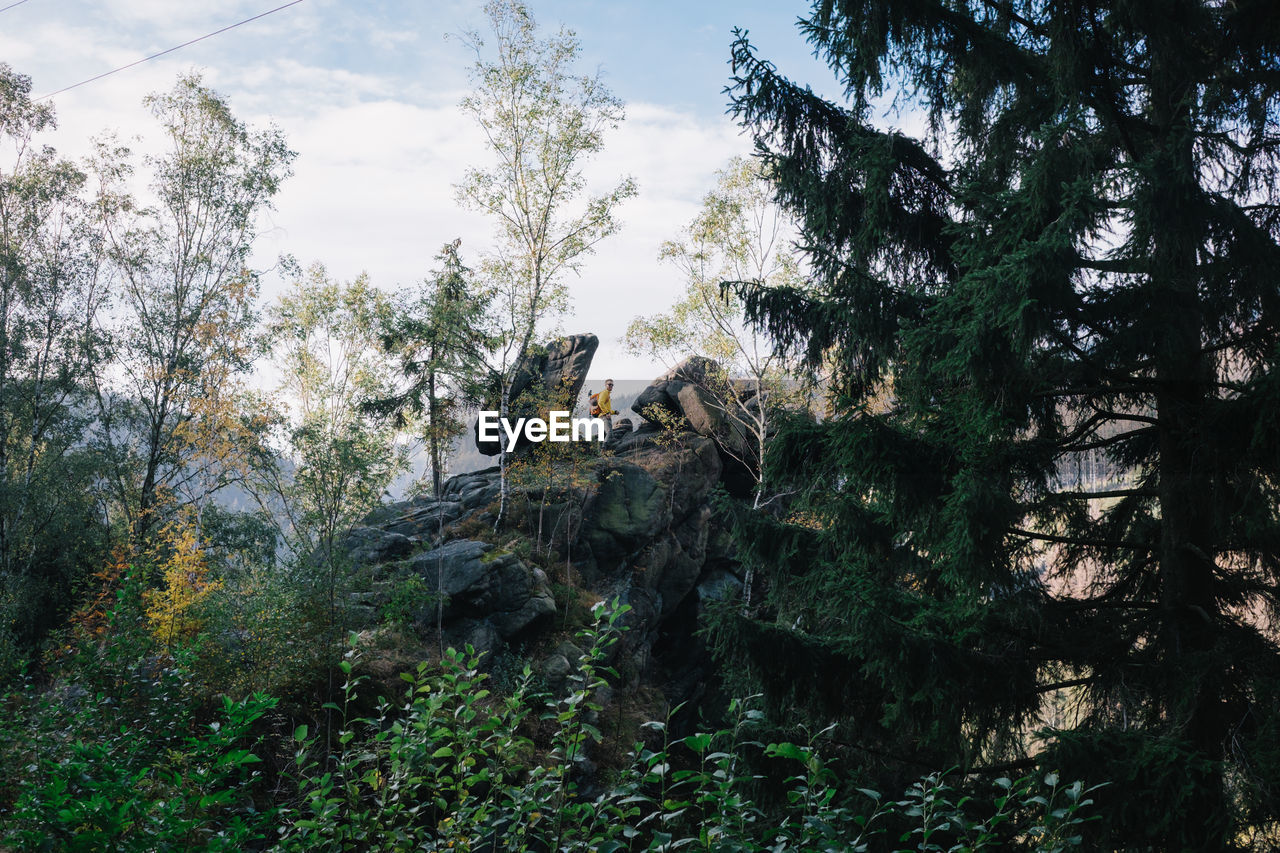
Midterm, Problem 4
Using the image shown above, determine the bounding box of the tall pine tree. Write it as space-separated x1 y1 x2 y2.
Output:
722 1 1280 845
367 241 491 499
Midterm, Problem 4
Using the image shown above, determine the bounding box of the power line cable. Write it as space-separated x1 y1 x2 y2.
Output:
0 0 35 13
36 0 306 100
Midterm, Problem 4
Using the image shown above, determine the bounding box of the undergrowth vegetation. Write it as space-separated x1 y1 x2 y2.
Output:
0 597 1098 851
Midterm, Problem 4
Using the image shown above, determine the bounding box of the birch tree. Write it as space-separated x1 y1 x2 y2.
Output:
0 64 107 663
261 264 406 566
90 74 293 545
626 157 804 507
457 0 636 527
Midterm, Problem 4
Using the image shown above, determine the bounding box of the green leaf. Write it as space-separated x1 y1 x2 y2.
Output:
766 742 807 762
683 733 713 753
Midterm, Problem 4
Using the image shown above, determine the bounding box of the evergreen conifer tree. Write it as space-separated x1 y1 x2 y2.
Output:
368 241 491 499
722 1 1280 845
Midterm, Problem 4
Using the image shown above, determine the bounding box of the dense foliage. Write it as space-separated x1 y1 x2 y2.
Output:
721 0 1280 846
0 63 110 677
17 0 1280 842
1 600 1096 850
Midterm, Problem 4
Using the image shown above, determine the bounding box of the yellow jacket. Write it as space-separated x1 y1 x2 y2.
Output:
598 387 618 416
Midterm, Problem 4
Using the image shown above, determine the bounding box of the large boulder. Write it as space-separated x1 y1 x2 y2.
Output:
604 417 633 449
339 526 416 566
363 497 469 543
631 356 724 423
570 433 723 614
622 434 723 523
678 384 758 452
442 467 502 511
408 539 555 639
580 462 668 567
661 355 722 387
523 333 598 404
632 380 681 423
659 505 713 614
631 358 759 497
441 618 503 657
675 383 757 492
476 334 599 456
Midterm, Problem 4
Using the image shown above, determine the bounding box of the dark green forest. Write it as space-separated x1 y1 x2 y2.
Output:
3 0 1280 850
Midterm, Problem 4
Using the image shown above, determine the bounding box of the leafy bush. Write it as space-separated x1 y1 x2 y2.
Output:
5 692 276 851
1 598 1100 851
0 566 279 851
142 515 224 649
380 573 447 630
0 578 29 682
273 601 1099 851
194 562 331 702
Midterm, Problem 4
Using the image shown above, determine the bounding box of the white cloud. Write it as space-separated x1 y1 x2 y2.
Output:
223 59 399 111
5 0 766 385
251 92 753 384
95 0 269 29
567 102 754 379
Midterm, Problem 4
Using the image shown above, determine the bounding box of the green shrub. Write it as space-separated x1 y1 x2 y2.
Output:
273 600 1100 851
380 573 447 630
2 682 276 851
1 598 1101 851
0 565 278 851
193 563 331 702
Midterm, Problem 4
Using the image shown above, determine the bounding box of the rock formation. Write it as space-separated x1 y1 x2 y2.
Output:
630 355 761 496
473 333 599 456
339 336 759 716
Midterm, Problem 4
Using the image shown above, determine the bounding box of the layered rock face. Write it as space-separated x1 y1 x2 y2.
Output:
473 333 599 456
340 338 756 706
629 357 761 496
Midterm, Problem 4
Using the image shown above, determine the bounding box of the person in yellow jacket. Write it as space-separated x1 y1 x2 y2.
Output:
598 379 618 436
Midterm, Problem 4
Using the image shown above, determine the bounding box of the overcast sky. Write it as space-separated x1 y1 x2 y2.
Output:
1 0 851 379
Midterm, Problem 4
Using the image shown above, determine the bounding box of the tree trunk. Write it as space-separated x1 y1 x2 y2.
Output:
1149 34 1224 844
437 510 445 657
495 379 511 531
428 368 442 499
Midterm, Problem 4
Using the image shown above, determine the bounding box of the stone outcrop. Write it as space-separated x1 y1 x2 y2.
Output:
340 338 760 718
407 539 555 645
340 526 416 566
631 356 761 496
475 333 599 456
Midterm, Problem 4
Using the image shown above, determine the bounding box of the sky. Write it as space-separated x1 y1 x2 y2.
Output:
0 0 852 380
